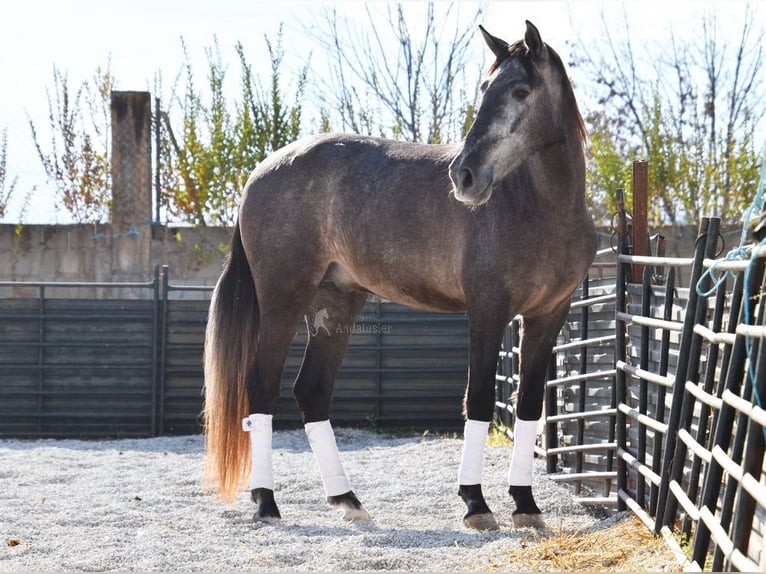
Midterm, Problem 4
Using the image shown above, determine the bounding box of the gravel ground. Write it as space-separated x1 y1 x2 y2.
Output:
1 429 669 572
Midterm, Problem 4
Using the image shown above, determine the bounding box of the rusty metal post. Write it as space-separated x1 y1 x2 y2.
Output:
632 160 649 280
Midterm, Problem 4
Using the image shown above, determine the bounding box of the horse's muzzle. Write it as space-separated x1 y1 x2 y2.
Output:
449 157 493 207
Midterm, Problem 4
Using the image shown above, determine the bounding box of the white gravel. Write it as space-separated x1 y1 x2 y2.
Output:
1 429 606 572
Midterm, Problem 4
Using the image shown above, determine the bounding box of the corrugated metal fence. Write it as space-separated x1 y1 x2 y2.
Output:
0 266 470 437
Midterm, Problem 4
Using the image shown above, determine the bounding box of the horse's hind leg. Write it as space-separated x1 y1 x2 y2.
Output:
509 300 571 529
244 279 320 523
293 285 371 522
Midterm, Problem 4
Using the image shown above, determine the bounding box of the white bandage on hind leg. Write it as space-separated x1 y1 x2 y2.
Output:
242 413 274 490
508 418 540 486
305 420 352 497
458 419 490 485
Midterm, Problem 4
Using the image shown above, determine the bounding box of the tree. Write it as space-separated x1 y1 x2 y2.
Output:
29 65 114 223
308 2 484 143
0 128 17 220
159 28 309 225
570 5 764 226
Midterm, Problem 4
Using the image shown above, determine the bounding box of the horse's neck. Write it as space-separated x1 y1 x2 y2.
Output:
526 136 586 210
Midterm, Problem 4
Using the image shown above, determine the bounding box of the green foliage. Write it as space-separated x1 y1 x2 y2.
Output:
29 65 114 223
159 27 309 226
572 9 764 227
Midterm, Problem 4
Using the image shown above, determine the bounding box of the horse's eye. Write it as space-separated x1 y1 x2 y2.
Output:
511 87 530 101
480 80 489 92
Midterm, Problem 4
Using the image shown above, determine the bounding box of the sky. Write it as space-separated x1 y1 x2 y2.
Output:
0 0 761 223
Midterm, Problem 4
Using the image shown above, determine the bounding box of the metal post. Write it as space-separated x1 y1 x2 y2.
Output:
159 265 170 434
632 160 649 281
150 265 160 436
615 215 628 512
575 275 589 494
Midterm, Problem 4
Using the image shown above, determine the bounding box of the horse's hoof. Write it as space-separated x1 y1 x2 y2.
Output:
251 488 281 523
342 506 372 522
512 512 547 529
253 513 281 524
463 512 499 531
328 491 372 522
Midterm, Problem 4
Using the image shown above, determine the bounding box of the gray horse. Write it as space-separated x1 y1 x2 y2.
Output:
204 21 596 531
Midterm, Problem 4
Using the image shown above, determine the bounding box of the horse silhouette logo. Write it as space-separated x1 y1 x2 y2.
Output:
308 308 331 337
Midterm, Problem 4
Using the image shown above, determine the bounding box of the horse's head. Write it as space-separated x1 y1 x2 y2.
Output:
449 21 585 207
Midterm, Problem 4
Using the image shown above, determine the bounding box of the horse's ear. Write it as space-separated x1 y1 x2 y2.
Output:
524 20 546 60
479 25 509 61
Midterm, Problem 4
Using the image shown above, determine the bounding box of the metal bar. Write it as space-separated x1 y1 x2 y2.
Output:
692 254 766 566
545 352 558 473
686 284 729 536
665 217 721 527
683 380 723 410
551 334 615 353
636 265 652 507
614 203 629 512
568 293 616 309
650 268 675 515
615 361 674 387
545 408 617 424
617 447 661 485
545 442 617 455
546 369 617 387
375 299 383 421
159 265 170 434
575 275 590 494
37 285 44 435
693 323 736 345
730 291 766 559
677 429 712 464
617 254 694 267
0 280 156 289
615 312 684 332
655 217 712 533
712 262 766 572
150 265 160 436
721 388 766 427
617 403 668 434
548 471 617 481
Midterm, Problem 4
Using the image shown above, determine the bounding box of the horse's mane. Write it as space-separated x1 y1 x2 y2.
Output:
488 40 587 144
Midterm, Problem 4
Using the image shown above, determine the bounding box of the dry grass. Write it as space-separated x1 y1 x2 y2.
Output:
486 514 681 572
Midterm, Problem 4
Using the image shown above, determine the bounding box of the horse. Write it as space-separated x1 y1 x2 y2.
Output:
203 20 596 531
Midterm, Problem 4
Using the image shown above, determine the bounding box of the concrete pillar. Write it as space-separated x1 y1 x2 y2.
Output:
110 91 152 281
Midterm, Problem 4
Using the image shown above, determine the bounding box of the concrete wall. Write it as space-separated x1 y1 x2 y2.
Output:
0 222 744 296
0 223 231 297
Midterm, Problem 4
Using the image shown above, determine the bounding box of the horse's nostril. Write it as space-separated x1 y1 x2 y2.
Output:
460 168 474 190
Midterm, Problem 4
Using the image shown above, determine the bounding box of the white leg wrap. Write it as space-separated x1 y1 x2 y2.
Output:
458 419 490 485
242 413 274 491
305 420 352 497
508 417 540 486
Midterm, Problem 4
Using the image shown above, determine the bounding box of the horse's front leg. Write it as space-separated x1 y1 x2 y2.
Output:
458 308 508 531
509 300 571 529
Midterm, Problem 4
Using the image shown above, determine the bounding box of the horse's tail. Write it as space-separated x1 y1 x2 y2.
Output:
203 222 258 501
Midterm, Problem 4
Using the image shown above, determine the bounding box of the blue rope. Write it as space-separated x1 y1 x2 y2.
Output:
743 240 766 433
695 146 766 297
